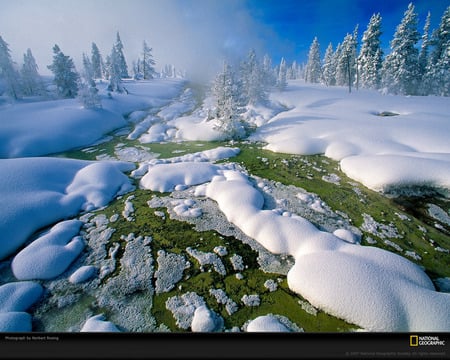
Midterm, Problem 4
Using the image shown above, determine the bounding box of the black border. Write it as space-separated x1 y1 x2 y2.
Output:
1 332 449 359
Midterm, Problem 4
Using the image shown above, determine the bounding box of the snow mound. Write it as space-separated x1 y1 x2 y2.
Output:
252 81 450 196
246 315 291 332
80 314 120 332
0 281 43 312
0 312 32 332
340 154 450 195
0 157 134 260
204 169 450 331
140 162 221 192
69 265 97 284
12 220 85 280
191 305 224 332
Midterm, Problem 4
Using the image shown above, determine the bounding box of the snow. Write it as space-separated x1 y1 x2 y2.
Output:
80 314 120 332
246 315 291 332
12 220 85 280
190 305 224 332
251 81 450 196
0 157 134 260
0 281 43 332
140 162 221 192
69 265 97 284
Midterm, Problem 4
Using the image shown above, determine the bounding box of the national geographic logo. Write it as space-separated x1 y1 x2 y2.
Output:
410 335 446 347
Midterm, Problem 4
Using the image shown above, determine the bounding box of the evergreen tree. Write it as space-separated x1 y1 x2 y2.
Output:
212 61 246 140
115 32 129 78
322 43 335 86
336 29 358 92
47 44 79 98
240 49 267 105
358 13 383 89
78 53 101 109
21 48 44 96
0 35 21 99
262 54 276 87
425 6 450 96
141 40 156 80
91 42 103 79
382 3 420 95
107 45 124 93
305 37 322 83
276 57 288 91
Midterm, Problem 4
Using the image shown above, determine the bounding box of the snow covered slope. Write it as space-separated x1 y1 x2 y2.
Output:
251 81 450 196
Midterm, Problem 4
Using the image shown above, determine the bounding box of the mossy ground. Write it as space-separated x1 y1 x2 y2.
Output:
48 135 449 332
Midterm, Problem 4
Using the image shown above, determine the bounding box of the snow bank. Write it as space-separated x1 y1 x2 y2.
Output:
12 220 85 280
204 169 450 331
252 81 450 195
191 305 224 332
0 157 134 260
0 78 184 158
140 162 221 192
80 314 120 332
246 315 291 332
69 265 97 284
0 281 43 332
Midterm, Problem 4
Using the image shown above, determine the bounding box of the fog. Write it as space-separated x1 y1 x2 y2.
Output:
0 0 279 82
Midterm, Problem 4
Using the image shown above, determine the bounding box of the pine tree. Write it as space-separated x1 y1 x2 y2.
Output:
382 3 420 95
322 43 335 86
141 40 156 80
47 44 79 98
0 35 21 99
212 61 246 140
91 42 103 79
336 29 358 92
115 32 129 78
305 37 322 83
78 53 101 109
276 57 288 91
240 49 267 105
262 54 276 87
107 45 124 93
21 48 44 96
425 6 450 96
358 13 383 89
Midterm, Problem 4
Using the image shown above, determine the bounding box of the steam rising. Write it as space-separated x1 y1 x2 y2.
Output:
0 0 276 82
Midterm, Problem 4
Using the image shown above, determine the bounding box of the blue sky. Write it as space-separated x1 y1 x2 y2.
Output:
244 0 449 64
0 0 448 80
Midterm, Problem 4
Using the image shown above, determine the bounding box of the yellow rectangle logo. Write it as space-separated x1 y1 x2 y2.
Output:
410 335 419 347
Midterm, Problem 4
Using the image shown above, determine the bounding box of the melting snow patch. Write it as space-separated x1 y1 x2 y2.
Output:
186 247 226 276
155 250 189 294
264 279 278 292
360 213 402 239
322 173 341 185
166 292 206 330
191 305 224 332
241 294 261 307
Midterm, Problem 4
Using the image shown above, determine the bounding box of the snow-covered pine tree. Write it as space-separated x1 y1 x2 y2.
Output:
276 57 288 91
0 35 21 99
91 42 103 79
358 13 383 90
322 43 335 86
47 44 79 98
305 37 322 83
115 32 129 78
103 55 111 80
240 49 267 105
21 48 45 96
212 61 246 140
262 54 276 87
141 40 156 80
78 53 101 109
107 45 124 93
424 6 449 96
382 3 420 95
336 27 358 92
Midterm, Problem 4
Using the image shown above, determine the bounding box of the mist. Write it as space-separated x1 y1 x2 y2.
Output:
0 0 279 83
